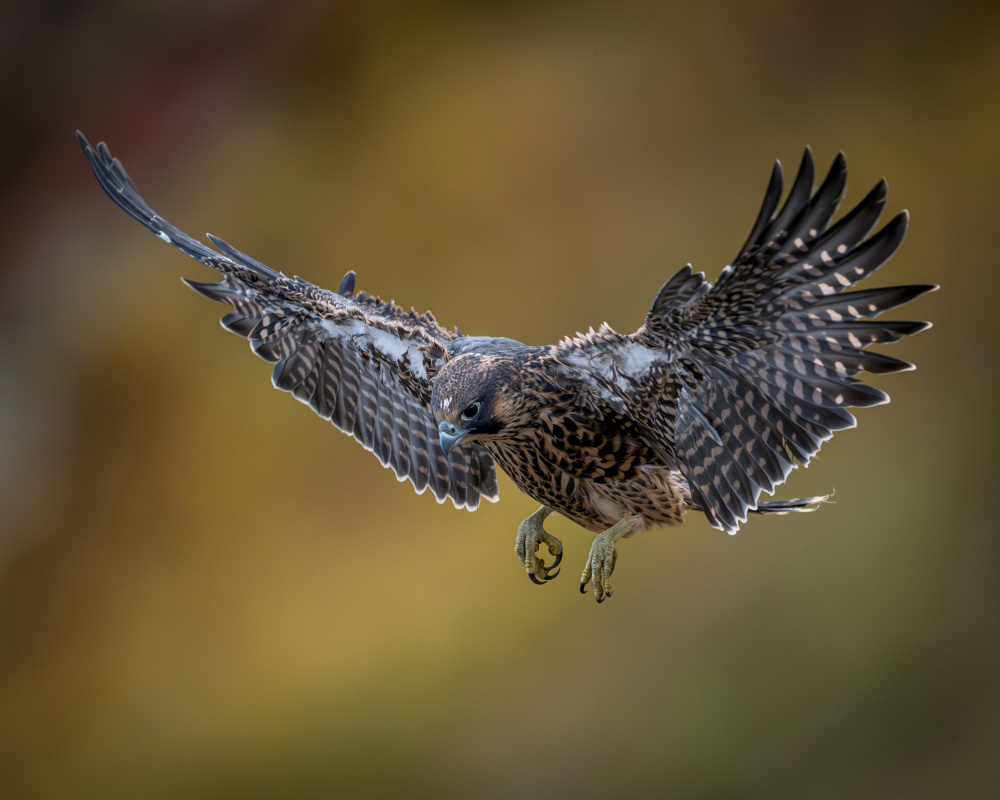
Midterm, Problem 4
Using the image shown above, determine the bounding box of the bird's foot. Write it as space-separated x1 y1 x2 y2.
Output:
515 506 562 585
580 519 632 603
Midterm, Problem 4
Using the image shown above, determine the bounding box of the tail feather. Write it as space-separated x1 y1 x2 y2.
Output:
752 493 832 515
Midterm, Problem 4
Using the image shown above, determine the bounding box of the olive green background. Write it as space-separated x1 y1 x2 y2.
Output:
2 1 998 797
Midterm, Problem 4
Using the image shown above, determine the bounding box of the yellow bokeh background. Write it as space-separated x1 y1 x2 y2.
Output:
2 1 998 797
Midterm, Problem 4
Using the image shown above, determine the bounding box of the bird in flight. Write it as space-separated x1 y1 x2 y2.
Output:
79 132 934 602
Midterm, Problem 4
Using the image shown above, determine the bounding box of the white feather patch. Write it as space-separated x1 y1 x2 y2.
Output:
320 318 428 381
563 339 663 380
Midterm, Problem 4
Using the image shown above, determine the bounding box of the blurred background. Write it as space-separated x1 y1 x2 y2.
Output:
1 0 998 797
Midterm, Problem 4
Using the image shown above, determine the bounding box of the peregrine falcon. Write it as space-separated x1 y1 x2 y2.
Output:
78 132 934 602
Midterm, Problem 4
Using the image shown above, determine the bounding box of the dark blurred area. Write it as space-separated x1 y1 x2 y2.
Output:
2 0 999 797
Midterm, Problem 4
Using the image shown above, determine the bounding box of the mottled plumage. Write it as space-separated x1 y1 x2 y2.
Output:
79 132 934 602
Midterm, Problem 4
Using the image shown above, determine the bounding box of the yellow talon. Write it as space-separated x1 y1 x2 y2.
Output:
515 506 563 585
580 519 630 603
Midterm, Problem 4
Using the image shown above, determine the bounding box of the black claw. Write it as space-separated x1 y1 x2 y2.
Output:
549 550 563 570
532 566 560 584
597 595 606 604
580 582 587 594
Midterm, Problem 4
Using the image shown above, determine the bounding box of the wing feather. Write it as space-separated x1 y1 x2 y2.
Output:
79 132 498 510
388 386 412 480
654 151 933 530
553 150 933 532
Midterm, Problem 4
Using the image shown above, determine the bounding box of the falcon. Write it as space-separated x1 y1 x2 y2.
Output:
78 132 934 602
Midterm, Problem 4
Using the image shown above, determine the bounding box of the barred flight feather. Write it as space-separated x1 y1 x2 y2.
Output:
78 132 498 511
553 147 934 533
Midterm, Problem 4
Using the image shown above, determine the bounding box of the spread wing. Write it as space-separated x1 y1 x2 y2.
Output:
78 132 498 510
551 149 934 532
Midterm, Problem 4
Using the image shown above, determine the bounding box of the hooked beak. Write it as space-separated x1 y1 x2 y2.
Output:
438 421 468 454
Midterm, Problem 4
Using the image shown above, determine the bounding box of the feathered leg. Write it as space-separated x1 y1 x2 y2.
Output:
515 506 563 585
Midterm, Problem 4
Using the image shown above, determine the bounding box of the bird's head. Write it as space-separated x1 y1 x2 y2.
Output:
430 354 526 453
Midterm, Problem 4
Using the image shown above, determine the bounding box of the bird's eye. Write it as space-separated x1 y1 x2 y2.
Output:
461 402 480 420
